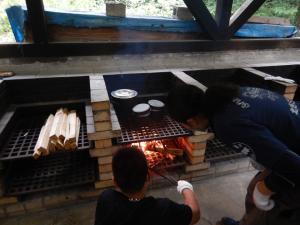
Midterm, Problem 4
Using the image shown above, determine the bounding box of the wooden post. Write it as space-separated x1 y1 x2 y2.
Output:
25 0 48 43
215 0 233 36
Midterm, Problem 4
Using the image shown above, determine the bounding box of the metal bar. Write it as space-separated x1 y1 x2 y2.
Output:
25 0 48 43
183 0 221 40
150 168 177 185
227 0 266 39
0 39 299 58
215 0 233 37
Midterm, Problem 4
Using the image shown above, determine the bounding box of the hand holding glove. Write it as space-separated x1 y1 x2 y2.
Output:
253 180 275 211
177 180 193 194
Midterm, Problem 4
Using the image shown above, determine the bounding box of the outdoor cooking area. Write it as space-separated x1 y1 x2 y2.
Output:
0 0 299 224
0 65 298 220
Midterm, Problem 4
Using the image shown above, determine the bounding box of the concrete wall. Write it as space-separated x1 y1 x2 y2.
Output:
0 49 300 76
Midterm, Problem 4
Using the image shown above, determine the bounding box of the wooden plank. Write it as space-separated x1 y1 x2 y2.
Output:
0 71 15 78
183 0 221 40
49 108 64 142
94 110 111 122
95 121 112 132
95 180 114 189
89 146 118 158
64 111 77 149
25 0 48 43
172 71 207 92
228 0 266 39
95 139 113 149
242 68 298 94
98 156 113 165
185 162 210 172
75 117 81 147
248 16 291 26
58 109 68 142
99 164 113 173
45 25 199 42
33 114 54 158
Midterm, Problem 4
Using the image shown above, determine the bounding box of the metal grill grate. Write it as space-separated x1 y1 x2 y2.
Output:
5 151 95 196
205 138 244 162
117 116 192 144
0 116 90 161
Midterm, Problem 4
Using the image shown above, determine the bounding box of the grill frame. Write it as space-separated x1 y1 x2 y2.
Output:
5 151 96 196
0 103 90 161
205 138 244 162
117 115 192 144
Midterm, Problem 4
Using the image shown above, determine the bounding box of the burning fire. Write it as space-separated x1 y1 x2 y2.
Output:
130 140 182 168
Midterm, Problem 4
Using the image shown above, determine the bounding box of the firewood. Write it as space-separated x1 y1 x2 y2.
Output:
58 109 68 142
49 108 64 142
33 114 54 158
56 139 64 150
165 148 183 156
33 125 45 159
70 116 81 150
49 140 57 153
64 111 77 149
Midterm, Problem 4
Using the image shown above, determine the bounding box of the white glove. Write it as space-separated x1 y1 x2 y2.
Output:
253 182 275 211
177 180 193 194
264 76 295 84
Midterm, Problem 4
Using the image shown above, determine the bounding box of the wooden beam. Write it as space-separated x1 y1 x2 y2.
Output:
25 0 48 43
215 0 233 36
228 0 266 39
183 0 221 40
0 39 299 58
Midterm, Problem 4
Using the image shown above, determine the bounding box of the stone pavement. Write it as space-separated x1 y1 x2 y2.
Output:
0 170 257 225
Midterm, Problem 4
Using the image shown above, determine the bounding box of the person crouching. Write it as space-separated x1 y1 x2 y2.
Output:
94 147 200 225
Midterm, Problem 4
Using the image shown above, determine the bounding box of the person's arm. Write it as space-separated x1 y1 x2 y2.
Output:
177 180 200 225
221 119 300 210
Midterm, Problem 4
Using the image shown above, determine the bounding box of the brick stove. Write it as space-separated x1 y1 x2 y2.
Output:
87 72 215 189
0 64 297 217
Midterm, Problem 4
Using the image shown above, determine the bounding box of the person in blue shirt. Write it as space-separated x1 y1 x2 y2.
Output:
167 84 300 225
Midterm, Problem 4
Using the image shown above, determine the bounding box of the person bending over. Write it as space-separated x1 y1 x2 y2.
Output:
94 147 200 225
168 84 300 225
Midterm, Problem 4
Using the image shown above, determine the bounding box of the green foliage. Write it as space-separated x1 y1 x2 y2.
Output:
0 0 299 42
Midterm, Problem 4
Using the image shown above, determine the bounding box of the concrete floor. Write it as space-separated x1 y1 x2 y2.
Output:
0 170 257 225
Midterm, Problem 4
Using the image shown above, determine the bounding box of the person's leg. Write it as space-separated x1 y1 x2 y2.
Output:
220 170 270 225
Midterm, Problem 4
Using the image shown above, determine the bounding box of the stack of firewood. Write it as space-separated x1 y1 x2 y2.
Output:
33 108 81 159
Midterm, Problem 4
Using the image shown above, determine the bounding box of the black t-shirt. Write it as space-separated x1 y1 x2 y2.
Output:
94 189 192 225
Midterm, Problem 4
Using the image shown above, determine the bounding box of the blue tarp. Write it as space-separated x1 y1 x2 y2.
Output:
6 5 298 42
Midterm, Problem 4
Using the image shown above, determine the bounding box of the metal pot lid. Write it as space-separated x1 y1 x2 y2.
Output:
148 99 165 108
132 103 150 113
111 89 138 99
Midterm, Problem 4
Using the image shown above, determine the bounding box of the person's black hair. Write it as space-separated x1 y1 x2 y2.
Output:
167 83 240 122
112 147 148 194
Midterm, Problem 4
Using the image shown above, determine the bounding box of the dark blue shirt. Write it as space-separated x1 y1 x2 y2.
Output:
94 189 192 225
212 87 300 191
